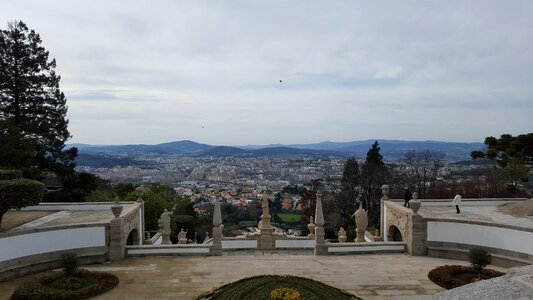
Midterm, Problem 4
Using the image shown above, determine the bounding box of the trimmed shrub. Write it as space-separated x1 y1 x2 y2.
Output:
271 287 301 300
469 248 491 273
0 178 45 226
61 253 79 277
10 269 119 300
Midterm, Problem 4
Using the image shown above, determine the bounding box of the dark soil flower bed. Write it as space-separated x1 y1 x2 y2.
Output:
428 265 505 290
194 275 361 300
10 269 119 300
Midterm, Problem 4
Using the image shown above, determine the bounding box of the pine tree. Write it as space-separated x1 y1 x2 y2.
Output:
361 141 389 228
0 21 76 178
332 157 360 229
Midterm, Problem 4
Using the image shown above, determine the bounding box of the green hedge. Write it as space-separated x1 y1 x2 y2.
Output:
0 169 22 180
0 178 45 210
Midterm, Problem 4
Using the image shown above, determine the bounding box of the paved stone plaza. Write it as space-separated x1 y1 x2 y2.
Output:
0 253 506 300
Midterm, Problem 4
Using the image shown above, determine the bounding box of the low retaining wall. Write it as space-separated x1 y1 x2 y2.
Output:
426 219 533 267
0 224 109 281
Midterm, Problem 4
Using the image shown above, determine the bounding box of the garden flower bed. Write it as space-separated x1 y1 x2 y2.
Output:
428 265 505 290
11 269 119 300
195 275 361 300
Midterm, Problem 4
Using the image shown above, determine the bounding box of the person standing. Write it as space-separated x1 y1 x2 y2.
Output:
403 187 412 208
453 193 462 214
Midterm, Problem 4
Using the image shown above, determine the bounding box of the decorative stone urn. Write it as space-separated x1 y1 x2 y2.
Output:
111 199 123 218
409 192 421 214
381 184 390 200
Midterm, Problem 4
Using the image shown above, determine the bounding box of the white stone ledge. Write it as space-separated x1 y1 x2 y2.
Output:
127 247 210 255
328 245 405 253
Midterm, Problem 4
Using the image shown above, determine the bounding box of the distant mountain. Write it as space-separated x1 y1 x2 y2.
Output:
75 153 147 168
199 146 346 158
200 146 252 157
70 140 214 155
240 139 484 161
72 139 485 162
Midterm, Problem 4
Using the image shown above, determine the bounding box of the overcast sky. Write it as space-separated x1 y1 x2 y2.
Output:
2 1 532 145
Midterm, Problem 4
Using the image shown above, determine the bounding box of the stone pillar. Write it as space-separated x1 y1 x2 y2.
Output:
380 184 389 240
109 202 125 261
136 187 145 245
407 193 426 255
211 199 223 256
407 213 427 256
314 192 327 255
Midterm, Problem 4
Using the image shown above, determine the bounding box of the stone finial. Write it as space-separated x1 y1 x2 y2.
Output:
135 186 144 202
315 192 325 226
381 184 390 200
213 198 222 227
159 209 172 244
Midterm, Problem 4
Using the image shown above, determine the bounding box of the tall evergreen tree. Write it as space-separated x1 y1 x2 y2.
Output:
361 141 389 228
0 21 76 178
332 157 360 229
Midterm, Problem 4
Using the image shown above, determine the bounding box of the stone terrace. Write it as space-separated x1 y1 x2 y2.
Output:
0 254 507 300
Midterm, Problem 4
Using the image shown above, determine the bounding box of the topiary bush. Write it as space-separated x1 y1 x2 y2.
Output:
428 265 505 289
271 287 301 300
61 253 79 277
10 269 119 300
0 178 45 227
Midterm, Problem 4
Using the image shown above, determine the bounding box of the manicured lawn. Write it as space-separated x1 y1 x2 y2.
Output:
278 213 303 223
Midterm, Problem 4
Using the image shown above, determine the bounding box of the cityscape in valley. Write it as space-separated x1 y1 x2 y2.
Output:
71 138 527 227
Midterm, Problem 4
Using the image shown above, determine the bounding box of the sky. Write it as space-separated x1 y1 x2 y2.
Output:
2 1 532 146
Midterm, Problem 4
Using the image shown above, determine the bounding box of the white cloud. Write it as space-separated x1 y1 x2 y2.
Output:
2 0 532 145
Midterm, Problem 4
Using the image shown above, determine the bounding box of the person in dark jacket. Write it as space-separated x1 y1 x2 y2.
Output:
403 187 411 208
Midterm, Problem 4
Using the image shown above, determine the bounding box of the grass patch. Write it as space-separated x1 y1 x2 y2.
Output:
278 213 303 223
194 275 360 300
428 265 505 289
